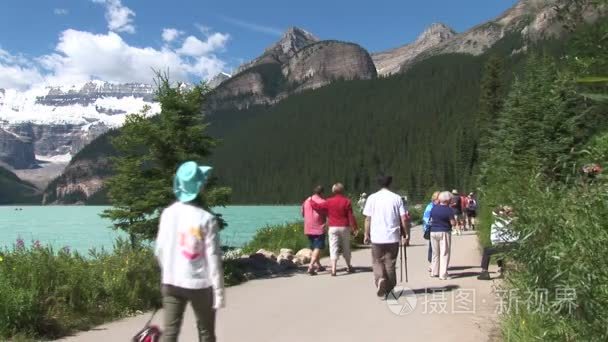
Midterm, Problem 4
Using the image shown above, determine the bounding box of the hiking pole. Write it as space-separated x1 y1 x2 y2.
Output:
400 241 403 283
403 241 408 282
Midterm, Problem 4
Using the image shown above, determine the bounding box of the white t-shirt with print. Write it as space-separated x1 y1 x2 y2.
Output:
155 202 224 292
363 189 406 243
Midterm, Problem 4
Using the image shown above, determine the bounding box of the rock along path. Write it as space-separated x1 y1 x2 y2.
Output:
61 227 501 342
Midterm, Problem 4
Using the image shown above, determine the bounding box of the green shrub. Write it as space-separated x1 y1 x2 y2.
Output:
494 174 608 341
242 222 310 254
0 239 161 339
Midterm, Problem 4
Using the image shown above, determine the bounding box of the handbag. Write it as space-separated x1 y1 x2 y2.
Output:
423 228 430 240
132 309 162 342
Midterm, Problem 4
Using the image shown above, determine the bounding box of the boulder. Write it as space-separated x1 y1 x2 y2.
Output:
280 248 294 255
255 249 277 260
295 248 312 263
278 248 294 261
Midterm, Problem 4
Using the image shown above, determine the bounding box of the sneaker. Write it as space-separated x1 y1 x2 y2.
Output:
316 266 326 272
439 275 452 280
376 278 387 297
307 269 317 276
346 266 355 274
477 271 491 280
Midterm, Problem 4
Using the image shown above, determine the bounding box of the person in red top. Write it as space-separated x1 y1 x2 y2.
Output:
310 182 358 276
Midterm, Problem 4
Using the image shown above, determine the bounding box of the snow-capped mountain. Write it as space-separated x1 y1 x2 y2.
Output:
0 81 160 169
0 81 158 127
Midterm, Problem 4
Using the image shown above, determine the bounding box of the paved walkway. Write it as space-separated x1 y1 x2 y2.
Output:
61 227 501 342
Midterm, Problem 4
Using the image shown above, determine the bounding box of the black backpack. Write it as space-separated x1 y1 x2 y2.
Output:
467 199 477 211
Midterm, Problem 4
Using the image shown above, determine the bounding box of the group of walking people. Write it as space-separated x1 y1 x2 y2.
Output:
150 160 513 341
302 175 411 297
301 183 358 276
421 189 478 280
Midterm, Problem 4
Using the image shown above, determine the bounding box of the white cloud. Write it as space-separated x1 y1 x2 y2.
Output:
54 8 69 15
35 29 228 85
177 33 229 57
92 0 136 34
219 15 283 36
162 28 183 43
0 49 44 89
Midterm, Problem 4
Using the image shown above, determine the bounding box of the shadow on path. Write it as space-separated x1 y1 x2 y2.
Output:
448 265 478 271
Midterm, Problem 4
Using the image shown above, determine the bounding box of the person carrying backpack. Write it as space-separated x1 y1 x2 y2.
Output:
450 189 464 235
466 193 478 230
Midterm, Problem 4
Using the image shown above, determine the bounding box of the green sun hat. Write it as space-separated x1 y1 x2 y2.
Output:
173 161 212 202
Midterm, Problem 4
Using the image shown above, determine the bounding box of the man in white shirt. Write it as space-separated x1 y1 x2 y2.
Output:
363 175 409 297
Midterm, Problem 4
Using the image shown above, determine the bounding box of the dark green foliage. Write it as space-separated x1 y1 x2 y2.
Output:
475 55 506 164
0 166 40 204
210 53 486 204
102 76 231 245
477 18 608 341
71 129 120 164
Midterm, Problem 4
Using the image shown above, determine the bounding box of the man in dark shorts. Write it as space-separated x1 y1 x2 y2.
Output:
302 185 328 275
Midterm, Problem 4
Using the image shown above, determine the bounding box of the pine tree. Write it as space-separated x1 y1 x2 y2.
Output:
476 55 505 163
102 75 231 246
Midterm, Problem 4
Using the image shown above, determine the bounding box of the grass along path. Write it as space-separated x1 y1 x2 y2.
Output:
60 226 501 342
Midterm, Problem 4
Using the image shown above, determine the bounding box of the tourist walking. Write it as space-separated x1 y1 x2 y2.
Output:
154 161 224 342
450 189 464 235
357 193 368 213
478 206 517 280
430 191 457 280
363 175 409 297
465 192 478 230
422 191 440 272
310 183 358 276
302 185 328 275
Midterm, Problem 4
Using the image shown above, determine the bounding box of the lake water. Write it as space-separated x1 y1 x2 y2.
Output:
0 206 301 252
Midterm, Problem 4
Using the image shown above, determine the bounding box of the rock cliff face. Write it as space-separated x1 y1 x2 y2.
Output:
234 27 320 74
42 158 111 204
207 72 232 89
372 23 457 76
209 28 376 109
284 41 377 91
375 0 603 74
0 127 36 169
7 122 110 157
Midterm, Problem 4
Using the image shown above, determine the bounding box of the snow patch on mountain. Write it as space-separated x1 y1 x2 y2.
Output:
0 82 159 127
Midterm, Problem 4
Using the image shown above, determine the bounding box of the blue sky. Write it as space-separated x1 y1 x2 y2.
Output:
0 0 517 89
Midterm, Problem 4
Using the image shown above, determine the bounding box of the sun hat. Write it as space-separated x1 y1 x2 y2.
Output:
173 161 212 203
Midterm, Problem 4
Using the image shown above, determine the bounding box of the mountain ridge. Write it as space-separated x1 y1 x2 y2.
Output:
372 22 457 76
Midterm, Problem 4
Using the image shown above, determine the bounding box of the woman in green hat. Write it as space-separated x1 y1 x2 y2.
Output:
154 161 224 342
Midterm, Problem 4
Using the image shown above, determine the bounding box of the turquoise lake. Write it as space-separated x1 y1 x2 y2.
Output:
0 206 301 252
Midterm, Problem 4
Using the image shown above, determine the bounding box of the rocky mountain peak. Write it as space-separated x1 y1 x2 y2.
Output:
266 26 319 56
207 72 231 89
415 23 457 45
